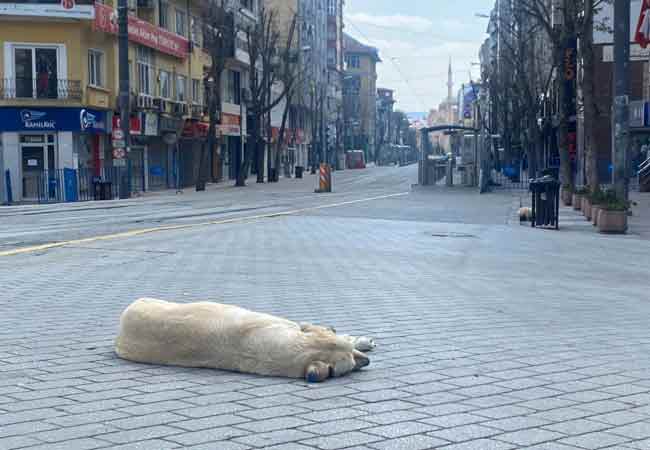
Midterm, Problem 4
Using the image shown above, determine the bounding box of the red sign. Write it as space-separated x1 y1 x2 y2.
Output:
182 120 209 138
271 128 305 145
94 3 189 59
217 113 241 136
112 115 142 136
636 0 650 48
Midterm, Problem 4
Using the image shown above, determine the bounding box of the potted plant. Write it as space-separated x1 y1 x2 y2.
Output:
590 187 606 226
561 184 573 206
573 187 588 211
598 191 633 234
582 189 593 220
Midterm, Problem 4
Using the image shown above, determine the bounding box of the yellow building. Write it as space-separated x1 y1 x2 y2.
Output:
343 33 380 163
0 0 255 203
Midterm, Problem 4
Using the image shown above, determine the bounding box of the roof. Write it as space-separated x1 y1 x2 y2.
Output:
343 33 382 62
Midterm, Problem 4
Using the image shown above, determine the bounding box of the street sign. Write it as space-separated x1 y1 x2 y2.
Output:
112 148 126 159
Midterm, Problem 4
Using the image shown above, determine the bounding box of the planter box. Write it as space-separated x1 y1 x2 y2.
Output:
561 189 573 206
591 205 601 226
598 209 628 234
582 198 592 220
572 194 582 211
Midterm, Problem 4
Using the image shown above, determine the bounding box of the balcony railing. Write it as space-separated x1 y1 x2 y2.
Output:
1 78 82 101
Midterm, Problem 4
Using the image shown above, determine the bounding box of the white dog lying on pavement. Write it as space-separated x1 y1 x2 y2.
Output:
115 298 374 382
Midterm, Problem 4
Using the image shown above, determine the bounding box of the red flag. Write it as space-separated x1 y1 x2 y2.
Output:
635 0 650 48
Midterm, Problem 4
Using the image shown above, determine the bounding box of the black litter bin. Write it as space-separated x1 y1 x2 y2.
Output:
295 166 304 179
100 182 113 200
530 176 560 230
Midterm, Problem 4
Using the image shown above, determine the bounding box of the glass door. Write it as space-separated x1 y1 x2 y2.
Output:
14 48 33 98
22 145 45 201
13 47 58 99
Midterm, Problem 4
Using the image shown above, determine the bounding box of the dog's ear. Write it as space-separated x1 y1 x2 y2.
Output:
305 361 331 383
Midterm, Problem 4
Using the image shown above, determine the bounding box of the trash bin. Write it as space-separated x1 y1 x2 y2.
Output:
100 181 112 200
530 175 560 230
295 166 304 179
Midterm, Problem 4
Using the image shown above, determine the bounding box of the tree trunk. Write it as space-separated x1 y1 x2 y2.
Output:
237 112 258 187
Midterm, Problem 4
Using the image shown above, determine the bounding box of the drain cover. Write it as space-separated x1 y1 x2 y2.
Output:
431 232 478 239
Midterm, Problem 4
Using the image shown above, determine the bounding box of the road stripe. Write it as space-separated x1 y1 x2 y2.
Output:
0 192 409 257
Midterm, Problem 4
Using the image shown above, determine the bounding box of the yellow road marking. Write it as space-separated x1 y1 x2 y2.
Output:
0 192 409 257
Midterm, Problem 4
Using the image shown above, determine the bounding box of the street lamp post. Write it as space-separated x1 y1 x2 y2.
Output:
118 0 131 197
613 0 630 202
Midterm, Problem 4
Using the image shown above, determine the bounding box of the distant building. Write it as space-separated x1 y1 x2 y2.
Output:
376 87 396 162
343 33 381 162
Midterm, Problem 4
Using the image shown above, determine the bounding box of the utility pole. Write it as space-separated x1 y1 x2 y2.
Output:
118 0 131 193
613 0 630 201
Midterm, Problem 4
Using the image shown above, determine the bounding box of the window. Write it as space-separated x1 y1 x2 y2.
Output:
88 49 104 87
13 46 60 99
327 0 336 16
159 1 169 29
192 78 201 103
176 74 187 101
136 46 153 95
190 16 201 47
225 70 241 105
241 0 254 12
346 55 360 69
327 48 336 67
159 70 171 98
175 9 186 37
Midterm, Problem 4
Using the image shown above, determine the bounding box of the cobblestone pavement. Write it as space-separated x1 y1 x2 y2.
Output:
2 166 650 449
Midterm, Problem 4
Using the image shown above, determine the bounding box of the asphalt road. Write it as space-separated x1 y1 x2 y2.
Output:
2 165 650 450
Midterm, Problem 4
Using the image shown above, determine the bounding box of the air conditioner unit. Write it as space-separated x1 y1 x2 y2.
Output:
172 102 183 115
136 94 146 109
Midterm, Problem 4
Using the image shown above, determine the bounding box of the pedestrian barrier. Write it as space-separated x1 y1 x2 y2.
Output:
316 163 332 193
20 166 143 204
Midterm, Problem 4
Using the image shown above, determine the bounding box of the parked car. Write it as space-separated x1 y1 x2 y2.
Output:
346 150 366 169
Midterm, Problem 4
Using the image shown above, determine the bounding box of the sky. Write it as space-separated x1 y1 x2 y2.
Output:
344 0 495 114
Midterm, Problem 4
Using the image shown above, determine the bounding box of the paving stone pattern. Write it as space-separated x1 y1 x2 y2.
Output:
2 172 650 449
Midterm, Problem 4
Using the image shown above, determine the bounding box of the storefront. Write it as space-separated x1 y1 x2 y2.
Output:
0 106 108 202
219 113 243 181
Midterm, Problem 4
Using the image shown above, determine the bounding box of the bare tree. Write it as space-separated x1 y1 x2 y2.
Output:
519 0 611 189
197 2 235 191
236 6 294 186
269 14 299 182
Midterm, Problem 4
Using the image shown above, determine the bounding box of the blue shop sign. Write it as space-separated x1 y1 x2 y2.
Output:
0 107 108 133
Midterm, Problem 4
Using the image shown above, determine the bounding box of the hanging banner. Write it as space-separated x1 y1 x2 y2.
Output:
636 0 650 48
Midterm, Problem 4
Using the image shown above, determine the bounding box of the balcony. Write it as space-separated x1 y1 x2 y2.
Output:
1 78 82 102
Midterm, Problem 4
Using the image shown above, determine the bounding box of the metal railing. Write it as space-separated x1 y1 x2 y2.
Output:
23 166 144 204
1 78 82 101
639 156 650 192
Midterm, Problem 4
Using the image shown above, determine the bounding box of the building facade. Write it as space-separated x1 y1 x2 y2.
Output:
375 87 395 163
0 0 256 203
343 32 380 162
